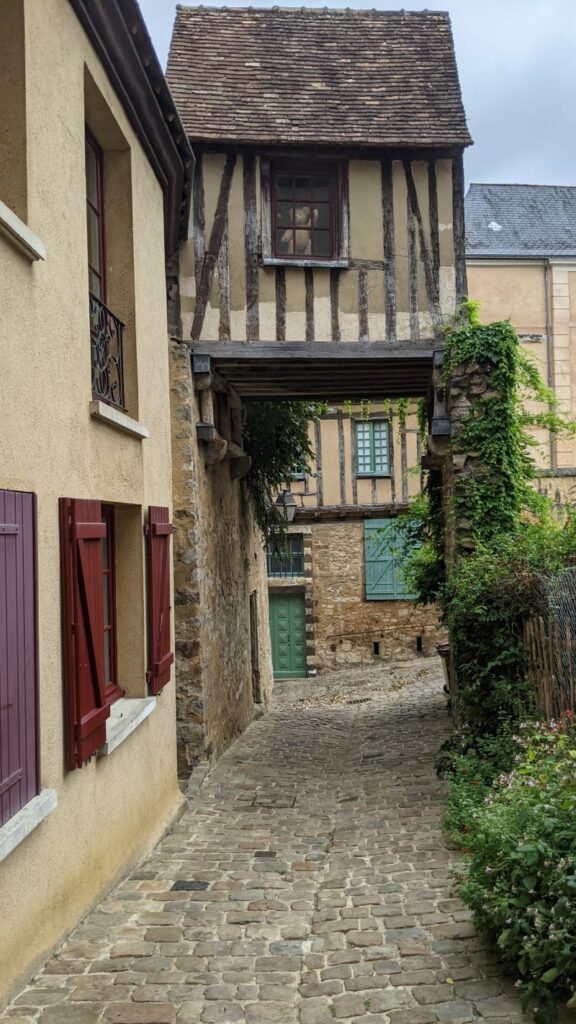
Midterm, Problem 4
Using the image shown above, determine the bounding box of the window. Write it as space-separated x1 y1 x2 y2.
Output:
85 126 126 410
273 166 337 260
60 500 174 769
267 534 305 578
101 505 122 705
356 420 390 476
86 131 106 301
0 1 27 223
261 158 348 266
364 520 416 602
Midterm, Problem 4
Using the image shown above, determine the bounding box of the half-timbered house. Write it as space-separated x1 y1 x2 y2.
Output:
0 0 191 1004
166 6 470 765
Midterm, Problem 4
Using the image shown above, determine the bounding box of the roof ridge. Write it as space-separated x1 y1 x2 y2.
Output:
175 4 451 14
469 182 576 190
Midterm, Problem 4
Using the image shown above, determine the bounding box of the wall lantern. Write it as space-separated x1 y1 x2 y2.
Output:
275 489 297 523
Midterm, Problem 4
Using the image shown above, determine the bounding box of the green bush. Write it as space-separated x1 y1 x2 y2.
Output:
455 715 576 1022
438 727 517 847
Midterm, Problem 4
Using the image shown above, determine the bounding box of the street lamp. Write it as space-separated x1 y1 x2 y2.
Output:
275 489 297 523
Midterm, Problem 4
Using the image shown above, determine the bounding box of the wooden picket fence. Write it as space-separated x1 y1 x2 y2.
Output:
524 614 576 719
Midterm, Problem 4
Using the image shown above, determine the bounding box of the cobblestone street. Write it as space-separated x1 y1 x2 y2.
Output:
1 659 533 1024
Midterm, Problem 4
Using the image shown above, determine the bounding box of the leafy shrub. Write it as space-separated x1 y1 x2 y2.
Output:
438 727 517 847
455 715 576 1022
243 400 324 544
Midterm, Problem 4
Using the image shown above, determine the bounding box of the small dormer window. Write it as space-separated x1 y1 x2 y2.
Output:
261 158 349 268
273 166 337 260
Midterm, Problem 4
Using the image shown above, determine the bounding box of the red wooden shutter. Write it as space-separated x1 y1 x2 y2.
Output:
59 498 110 769
146 506 174 695
0 490 39 826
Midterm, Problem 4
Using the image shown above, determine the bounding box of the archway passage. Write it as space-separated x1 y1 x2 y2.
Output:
1 661 529 1022
172 339 450 776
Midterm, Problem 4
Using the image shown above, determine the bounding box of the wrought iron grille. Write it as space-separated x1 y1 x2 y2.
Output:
90 293 125 409
267 534 305 577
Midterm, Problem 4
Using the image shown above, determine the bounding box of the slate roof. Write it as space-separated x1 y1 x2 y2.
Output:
167 6 471 149
466 183 576 259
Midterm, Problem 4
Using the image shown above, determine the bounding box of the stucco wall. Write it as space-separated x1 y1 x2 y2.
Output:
467 259 576 485
0 0 181 1005
171 341 274 776
310 522 445 671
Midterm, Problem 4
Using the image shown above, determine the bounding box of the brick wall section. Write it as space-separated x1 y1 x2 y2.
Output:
170 340 273 775
310 521 446 670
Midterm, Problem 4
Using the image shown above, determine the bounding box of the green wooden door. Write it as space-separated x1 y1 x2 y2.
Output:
269 592 307 678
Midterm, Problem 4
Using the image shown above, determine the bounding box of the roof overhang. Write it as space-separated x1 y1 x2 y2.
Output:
190 342 436 401
69 0 193 261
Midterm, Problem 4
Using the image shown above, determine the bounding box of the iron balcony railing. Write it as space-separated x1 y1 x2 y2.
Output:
90 292 126 410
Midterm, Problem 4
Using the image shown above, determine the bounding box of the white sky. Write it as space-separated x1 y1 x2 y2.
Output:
139 0 576 187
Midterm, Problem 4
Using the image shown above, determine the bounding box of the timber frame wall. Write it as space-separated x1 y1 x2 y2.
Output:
179 148 467 347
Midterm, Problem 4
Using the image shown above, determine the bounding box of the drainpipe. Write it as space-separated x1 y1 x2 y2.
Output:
544 259 556 472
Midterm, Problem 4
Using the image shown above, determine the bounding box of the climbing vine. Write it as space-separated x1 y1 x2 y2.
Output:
404 303 576 732
396 397 409 431
243 400 324 545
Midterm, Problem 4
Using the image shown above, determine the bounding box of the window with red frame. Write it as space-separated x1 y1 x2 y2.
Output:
273 166 338 260
101 504 122 705
85 130 106 300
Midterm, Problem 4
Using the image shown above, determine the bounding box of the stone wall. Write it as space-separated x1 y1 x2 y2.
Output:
310 521 446 671
170 340 273 775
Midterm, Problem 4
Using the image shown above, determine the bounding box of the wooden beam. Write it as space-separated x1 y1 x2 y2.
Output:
381 159 396 343
189 341 435 362
191 153 236 340
404 160 442 329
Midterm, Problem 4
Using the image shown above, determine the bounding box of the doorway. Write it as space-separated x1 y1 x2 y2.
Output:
269 591 307 678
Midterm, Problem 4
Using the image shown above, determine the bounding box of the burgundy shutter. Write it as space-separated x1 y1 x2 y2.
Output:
0 490 39 826
146 506 174 695
59 498 110 769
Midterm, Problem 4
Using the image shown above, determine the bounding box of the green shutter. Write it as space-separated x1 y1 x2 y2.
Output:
364 519 415 601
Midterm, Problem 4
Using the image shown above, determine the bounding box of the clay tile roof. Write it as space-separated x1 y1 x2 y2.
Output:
466 183 576 259
167 6 471 149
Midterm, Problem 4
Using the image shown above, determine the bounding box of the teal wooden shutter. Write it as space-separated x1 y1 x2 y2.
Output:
364 519 415 601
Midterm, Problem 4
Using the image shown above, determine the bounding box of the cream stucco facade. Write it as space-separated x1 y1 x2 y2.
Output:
467 259 576 502
0 0 189 1005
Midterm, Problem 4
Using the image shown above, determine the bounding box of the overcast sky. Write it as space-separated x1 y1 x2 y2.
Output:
139 0 576 187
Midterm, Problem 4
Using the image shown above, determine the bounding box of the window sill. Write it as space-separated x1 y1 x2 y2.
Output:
90 400 149 440
0 199 46 262
98 697 156 757
268 575 307 582
0 790 58 865
356 473 391 479
262 256 349 270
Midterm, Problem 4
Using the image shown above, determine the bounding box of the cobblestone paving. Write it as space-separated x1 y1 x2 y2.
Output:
1 658 535 1024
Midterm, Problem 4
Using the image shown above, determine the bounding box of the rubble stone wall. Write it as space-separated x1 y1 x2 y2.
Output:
170 340 273 775
310 521 446 671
